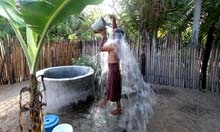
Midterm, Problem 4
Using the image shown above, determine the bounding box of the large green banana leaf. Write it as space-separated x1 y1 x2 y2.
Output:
0 0 25 27
20 0 103 35
19 0 103 72
0 0 103 73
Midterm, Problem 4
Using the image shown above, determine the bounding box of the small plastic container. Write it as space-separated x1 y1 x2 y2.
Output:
44 114 59 132
52 123 73 132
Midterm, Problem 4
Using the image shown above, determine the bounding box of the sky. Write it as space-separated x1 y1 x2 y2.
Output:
100 0 115 14
83 0 117 15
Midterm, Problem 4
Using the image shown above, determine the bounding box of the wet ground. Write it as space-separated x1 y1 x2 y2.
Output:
0 81 220 132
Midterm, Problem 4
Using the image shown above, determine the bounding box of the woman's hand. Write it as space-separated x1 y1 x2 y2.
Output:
99 31 107 49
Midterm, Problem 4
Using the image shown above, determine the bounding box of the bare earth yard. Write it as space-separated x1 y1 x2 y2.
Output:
0 81 220 132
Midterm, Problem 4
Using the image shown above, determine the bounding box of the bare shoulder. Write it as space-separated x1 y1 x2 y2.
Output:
100 43 114 51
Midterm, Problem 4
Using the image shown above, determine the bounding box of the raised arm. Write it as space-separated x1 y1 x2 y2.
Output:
109 14 117 29
99 31 107 49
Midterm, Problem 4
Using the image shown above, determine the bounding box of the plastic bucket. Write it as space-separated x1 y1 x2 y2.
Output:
52 123 73 132
91 17 106 32
44 114 59 132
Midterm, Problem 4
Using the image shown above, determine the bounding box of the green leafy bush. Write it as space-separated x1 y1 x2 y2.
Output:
72 55 102 100
72 56 96 69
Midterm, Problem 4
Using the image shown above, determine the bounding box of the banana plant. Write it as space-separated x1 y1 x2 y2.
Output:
0 0 102 131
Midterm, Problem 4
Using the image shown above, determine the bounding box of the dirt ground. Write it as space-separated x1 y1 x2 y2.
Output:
148 85 220 132
0 81 220 132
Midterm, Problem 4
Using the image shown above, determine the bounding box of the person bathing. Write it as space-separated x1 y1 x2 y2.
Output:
96 15 124 115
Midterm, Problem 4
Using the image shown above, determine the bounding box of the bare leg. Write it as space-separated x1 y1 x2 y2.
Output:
98 98 108 108
111 100 122 115
116 100 121 110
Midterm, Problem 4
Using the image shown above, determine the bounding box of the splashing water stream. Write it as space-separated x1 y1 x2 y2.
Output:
96 33 155 132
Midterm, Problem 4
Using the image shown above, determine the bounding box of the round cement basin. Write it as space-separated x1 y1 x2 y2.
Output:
37 65 94 113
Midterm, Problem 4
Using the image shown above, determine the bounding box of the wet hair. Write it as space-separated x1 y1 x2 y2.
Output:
114 28 124 39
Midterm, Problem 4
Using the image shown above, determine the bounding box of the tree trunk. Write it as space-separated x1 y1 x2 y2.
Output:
29 74 44 132
191 0 202 47
141 53 146 76
140 30 147 76
200 24 215 90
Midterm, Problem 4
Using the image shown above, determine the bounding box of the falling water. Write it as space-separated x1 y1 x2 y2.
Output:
98 32 155 132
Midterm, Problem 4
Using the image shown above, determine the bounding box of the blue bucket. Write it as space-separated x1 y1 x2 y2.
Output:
44 114 59 132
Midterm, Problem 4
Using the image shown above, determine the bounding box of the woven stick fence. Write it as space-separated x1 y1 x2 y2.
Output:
0 39 81 84
0 38 219 93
